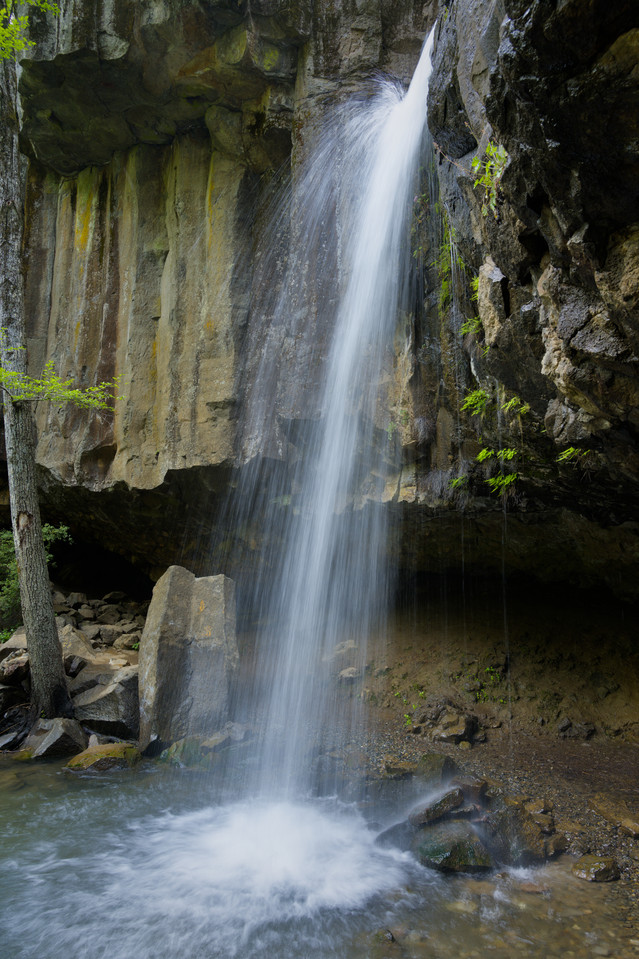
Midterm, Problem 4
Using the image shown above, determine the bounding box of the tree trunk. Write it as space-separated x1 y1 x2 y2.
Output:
0 55 73 719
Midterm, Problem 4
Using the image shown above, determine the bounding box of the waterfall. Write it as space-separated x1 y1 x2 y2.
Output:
232 30 436 797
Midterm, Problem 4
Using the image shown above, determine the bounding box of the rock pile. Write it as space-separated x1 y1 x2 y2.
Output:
377 753 568 873
0 587 146 754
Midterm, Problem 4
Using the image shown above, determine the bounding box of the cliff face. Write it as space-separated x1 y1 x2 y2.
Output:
416 0 639 596
13 0 639 596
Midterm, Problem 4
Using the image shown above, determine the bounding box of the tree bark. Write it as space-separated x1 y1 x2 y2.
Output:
0 55 73 719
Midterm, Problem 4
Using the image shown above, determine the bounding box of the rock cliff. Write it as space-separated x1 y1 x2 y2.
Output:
9 0 639 598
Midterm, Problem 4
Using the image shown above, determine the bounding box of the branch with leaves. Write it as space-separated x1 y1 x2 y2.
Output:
0 0 58 58
0 361 121 410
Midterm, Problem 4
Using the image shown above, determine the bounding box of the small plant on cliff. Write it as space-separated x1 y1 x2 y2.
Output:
472 140 508 218
460 316 482 337
461 388 489 417
0 524 70 625
557 446 590 463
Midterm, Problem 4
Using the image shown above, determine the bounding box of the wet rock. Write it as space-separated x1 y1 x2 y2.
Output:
620 818 639 839
572 855 620 882
451 776 488 804
20 718 88 759
338 666 360 683
415 752 460 786
201 722 251 753
138 566 238 751
66 742 142 771
412 821 494 873
408 788 465 826
73 666 139 739
478 795 565 866
382 758 417 780
160 736 216 769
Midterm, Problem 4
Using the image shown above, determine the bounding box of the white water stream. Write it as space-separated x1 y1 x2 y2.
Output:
235 29 435 797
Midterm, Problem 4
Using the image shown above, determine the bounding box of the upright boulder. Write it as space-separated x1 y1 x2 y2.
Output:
138 566 238 751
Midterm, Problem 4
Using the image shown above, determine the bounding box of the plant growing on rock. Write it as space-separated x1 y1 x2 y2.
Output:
472 140 508 218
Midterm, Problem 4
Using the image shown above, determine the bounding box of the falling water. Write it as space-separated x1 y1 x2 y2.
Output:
233 31 436 796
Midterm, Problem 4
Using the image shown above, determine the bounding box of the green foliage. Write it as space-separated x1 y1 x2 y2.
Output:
461 388 489 417
0 359 121 410
471 140 508 218
0 523 71 624
470 275 479 302
557 446 590 463
460 316 482 337
0 0 59 59
485 472 518 495
501 394 530 417
450 475 468 490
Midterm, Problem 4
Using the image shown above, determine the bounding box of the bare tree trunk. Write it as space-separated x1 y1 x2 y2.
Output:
0 55 73 719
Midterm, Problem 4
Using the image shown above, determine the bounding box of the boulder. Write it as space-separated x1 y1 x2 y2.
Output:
66 592 88 608
97 604 123 625
113 631 142 650
412 822 494 873
159 736 216 769
73 666 139 739
408 788 465 826
78 623 102 644
0 628 27 662
478 795 565 866
415 752 460 786
572 855 620 882
66 742 142 771
0 652 30 686
138 566 238 751
57 624 98 661
20 718 88 759
429 709 478 744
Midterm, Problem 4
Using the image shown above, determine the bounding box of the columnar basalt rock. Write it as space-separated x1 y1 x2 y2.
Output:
138 566 238 751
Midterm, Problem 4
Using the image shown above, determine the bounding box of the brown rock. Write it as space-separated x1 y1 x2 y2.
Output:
572 855 620 882
66 742 142 771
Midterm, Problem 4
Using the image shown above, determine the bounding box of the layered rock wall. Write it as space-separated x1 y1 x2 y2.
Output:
11 0 639 598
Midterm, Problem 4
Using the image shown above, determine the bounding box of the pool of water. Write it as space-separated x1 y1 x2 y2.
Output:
0 760 634 959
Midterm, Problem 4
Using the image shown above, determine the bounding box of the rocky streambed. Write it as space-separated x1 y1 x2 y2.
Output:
1 576 639 956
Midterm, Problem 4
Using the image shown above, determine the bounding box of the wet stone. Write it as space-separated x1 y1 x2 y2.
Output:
571 854 620 882
66 742 142 771
408 787 465 826
412 821 494 873
415 752 460 785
